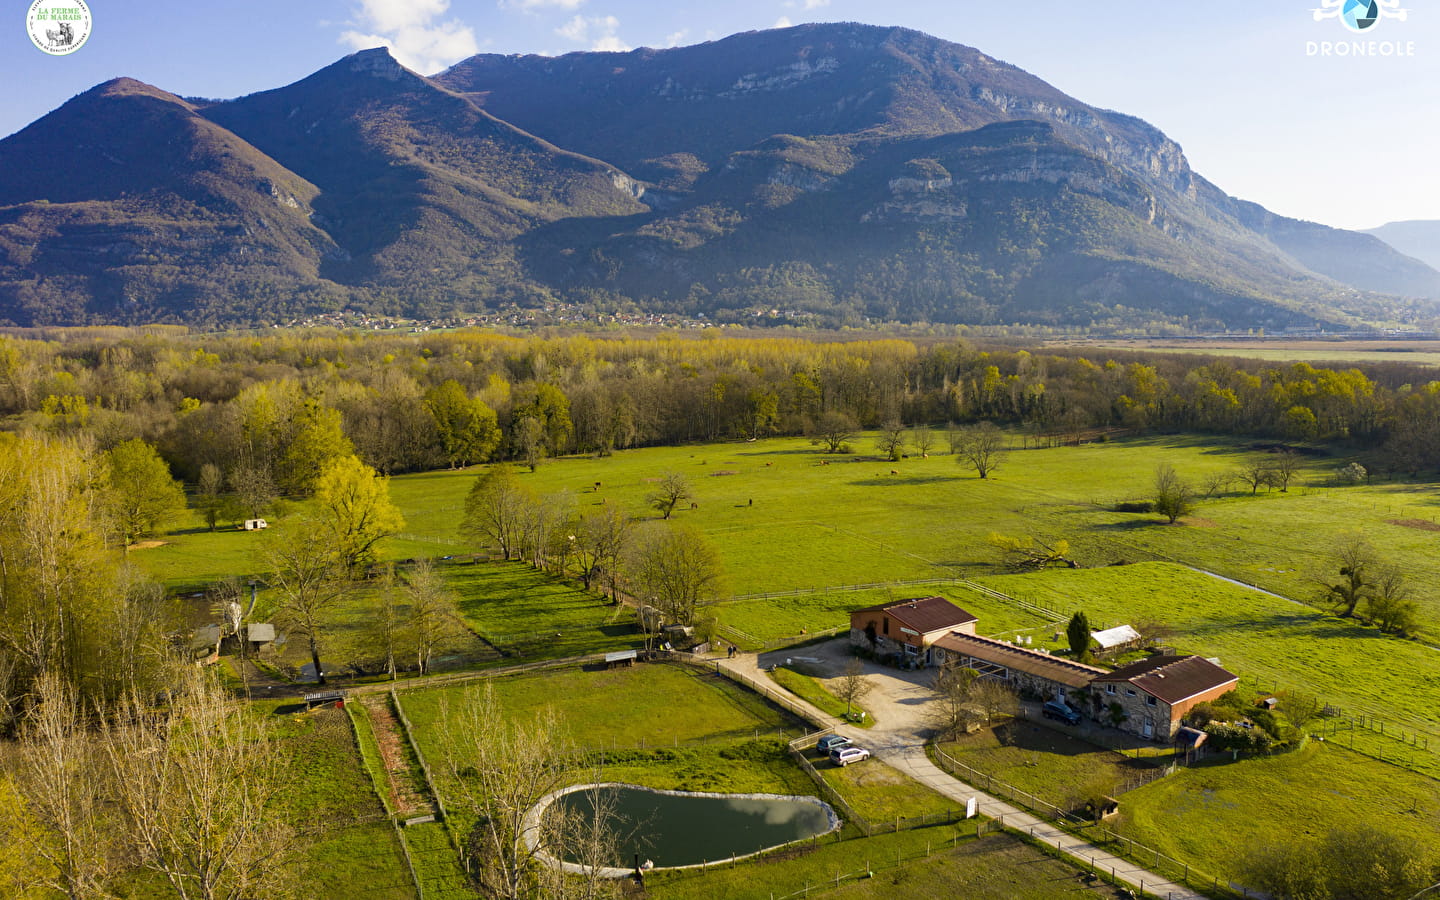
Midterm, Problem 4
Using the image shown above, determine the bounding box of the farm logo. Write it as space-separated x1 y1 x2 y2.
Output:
27 0 91 56
1312 0 1407 33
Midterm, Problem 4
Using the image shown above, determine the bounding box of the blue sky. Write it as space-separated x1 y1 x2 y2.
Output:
4 0 1436 230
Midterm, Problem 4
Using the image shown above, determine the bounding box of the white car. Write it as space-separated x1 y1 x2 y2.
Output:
830 745 871 766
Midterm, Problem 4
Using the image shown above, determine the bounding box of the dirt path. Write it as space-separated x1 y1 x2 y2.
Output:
357 694 435 818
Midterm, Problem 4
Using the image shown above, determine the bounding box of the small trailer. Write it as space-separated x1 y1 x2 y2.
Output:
242 518 269 531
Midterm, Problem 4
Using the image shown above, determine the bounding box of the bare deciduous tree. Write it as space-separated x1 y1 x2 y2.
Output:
625 523 724 627
1153 463 1194 524
571 503 631 598
262 524 348 684
836 659 872 720
403 559 465 676
969 678 1020 727
875 420 906 462
909 425 936 459
953 422 1005 479
645 471 692 520
1318 533 1377 619
6 672 117 900
808 411 857 454
461 464 534 560
1270 449 1300 492
928 665 981 739
104 669 294 900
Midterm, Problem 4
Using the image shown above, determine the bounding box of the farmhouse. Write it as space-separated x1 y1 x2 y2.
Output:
931 631 1107 704
849 596 977 665
1090 655 1238 740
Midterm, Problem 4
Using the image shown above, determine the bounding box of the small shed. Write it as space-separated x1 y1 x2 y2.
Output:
190 624 222 659
1175 726 1208 749
605 649 638 669
245 623 276 648
1091 625 1142 652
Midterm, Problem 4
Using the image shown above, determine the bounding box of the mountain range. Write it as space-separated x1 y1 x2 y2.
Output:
2 22 1437 329
1366 221 1440 274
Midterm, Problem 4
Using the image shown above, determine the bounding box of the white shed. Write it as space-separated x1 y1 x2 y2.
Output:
1091 624 1141 650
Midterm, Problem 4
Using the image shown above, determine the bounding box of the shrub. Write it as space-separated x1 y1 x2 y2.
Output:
1203 721 1273 752
1113 500 1154 513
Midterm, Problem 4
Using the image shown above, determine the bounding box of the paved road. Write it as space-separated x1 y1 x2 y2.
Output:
722 639 1208 900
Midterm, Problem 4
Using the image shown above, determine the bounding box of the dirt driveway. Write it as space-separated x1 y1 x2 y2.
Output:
757 637 936 752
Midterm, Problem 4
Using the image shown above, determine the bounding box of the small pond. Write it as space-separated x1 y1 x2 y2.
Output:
538 783 839 870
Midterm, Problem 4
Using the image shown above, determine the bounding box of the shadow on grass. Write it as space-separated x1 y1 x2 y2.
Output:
1093 518 1168 531
848 475 957 487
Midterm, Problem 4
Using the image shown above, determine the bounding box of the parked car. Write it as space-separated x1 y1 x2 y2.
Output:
1042 700 1081 725
830 745 871 767
816 734 852 755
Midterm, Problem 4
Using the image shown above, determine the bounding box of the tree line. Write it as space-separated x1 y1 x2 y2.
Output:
3 331 1440 503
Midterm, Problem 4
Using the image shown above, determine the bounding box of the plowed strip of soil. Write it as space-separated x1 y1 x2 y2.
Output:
360 694 433 817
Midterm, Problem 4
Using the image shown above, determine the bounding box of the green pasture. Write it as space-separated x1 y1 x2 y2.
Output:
395 663 802 789
1109 741 1440 884
769 667 874 727
646 829 1113 900
714 582 1051 647
370 433 1440 628
262 702 416 900
1082 343 1440 367
934 719 1163 813
141 432 1440 637
817 757 967 823
445 560 638 660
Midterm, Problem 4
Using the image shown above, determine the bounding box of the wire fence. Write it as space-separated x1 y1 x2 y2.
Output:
759 824 999 900
929 745 1248 899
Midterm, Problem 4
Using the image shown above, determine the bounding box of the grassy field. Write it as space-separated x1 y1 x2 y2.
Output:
769 667 874 727
714 582 1051 647
817 757 967 823
647 829 1112 900
1108 741 1440 884
396 663 804 791
934 720 1164 814
262 702 417 900
355 433 1440 629
136 432 1440 647
445 561 639 660
1069 340 1440 367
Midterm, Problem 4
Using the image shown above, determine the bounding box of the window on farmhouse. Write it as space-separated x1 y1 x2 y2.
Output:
1105 685 1116 695
1145 695 1157 706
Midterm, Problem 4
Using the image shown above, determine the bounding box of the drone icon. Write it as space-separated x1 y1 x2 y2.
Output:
1312 0 1408 32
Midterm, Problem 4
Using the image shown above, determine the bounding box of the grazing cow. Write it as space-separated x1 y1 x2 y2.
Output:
594 481 602 491
890 469 899 475
689 502 698 510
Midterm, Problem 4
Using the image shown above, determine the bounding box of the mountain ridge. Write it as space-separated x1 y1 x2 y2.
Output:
1 24 1436 329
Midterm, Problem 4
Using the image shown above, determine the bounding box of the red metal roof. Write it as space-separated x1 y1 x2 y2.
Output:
1092 655 1238 705
852 596 977 636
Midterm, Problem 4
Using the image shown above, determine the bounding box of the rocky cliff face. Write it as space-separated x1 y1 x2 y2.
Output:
0 23 1435 328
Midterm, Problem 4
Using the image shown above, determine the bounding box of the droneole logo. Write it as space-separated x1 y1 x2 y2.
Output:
1312 0 1407 33
1307 0 1416 56
27 0 92 55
